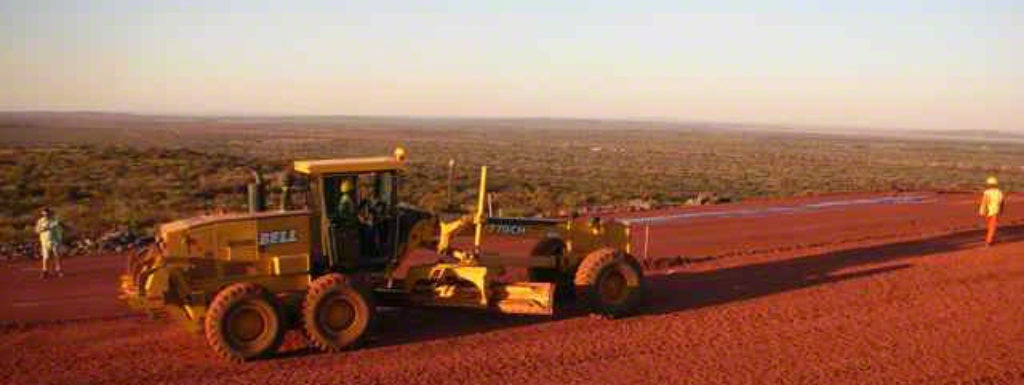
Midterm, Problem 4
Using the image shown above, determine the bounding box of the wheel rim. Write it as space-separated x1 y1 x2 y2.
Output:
318 295 356 336
227 303 268 344
597 267 629 305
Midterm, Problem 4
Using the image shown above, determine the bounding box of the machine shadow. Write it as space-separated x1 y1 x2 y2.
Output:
277 224 1024 358
640 223 1024 316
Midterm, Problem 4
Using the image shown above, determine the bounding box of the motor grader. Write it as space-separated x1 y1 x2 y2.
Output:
120 148 645 362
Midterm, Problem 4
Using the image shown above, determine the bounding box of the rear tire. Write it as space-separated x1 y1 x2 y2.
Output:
574 248 644 318
302 273 376 352
204 283 285 362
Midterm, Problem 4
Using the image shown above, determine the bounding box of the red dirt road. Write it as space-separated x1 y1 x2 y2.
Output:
3 192 1024 385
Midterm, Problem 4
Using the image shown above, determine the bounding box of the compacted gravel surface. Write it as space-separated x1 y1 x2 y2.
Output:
3 192 1024 385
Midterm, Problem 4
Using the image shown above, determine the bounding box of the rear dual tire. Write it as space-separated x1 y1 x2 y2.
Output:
205 283 285 362
302 273 376 352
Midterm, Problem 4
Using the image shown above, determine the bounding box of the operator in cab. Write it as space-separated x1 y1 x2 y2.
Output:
336 178 359 228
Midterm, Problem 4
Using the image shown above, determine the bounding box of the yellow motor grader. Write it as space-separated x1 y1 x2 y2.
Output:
120 148 644 362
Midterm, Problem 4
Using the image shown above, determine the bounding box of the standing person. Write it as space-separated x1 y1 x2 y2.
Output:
979 176 1006 247
35 207 64 278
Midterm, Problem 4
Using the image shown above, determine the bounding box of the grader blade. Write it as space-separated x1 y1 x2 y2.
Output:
406 264 490 309
489 282 554 315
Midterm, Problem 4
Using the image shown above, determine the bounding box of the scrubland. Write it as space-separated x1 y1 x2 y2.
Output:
2 112 1022 244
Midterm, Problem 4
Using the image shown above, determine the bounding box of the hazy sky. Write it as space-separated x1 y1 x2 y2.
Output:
2 1 1022 131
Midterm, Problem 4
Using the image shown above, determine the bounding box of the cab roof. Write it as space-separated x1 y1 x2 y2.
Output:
293 156 407 175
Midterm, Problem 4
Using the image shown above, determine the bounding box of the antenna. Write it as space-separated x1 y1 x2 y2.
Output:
446 158 456 209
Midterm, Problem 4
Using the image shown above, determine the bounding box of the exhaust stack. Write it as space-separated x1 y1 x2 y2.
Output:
248 168 265 213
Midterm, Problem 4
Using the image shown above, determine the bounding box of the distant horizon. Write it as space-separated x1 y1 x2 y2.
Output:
3 109 1023 135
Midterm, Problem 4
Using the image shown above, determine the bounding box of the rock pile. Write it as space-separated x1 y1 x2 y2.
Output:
686 192 732 206
0 229 154 262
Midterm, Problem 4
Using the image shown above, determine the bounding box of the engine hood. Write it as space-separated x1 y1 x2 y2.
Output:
158 210 311 240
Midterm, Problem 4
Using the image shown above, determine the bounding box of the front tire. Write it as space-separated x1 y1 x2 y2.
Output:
204 283 285 362
302 273 376 352
574 248 644 318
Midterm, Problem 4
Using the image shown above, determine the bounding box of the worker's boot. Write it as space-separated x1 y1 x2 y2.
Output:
56 270 65 278
39 271 49 279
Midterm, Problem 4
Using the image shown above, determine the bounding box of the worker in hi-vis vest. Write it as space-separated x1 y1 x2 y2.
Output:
979 176 1006 246
35 207 64 278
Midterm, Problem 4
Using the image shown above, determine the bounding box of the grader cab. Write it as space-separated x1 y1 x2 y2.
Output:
120 148 645 362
